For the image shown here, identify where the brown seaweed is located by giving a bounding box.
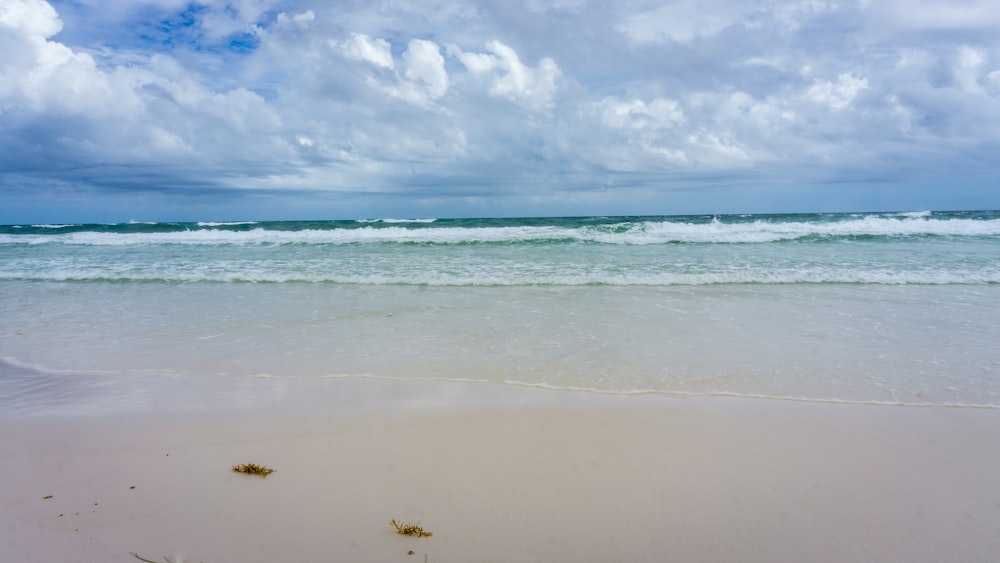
[232,463,274,477]
[391,518,432,537]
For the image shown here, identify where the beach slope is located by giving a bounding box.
[3,383,1000,562]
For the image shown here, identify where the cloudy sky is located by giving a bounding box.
[2,0,999,222]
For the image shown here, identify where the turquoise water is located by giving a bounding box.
[2,211,999,410]
[3,211,999,285]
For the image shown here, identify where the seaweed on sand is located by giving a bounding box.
[391,518,433,537]
[232,463,274,477]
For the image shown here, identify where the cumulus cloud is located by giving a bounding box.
[2,0,1000,221]
[0,0,289,178]
[0,0,127,120]
[0,0,61,35]
[805,73,869,111]
[331,35,451,106]
[339,32,394,69]
[587,99,687,167]
[449,40,561,110]
[402,39,449,100]
[276,10,315,29]
[596,97,685,130]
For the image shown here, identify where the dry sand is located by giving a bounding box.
[2,380,1000,562]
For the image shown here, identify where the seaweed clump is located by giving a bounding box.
[391,519,432,537]
[232,463,274,477]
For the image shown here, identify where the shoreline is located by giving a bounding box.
[3,379,1000,562]
[4,359,999,417]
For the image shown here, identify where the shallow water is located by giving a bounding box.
[2,211,999,410]
[2,281,998,409]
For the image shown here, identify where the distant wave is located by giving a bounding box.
[356,218,437,223]
[2,213,999,246]
[196,221,259,227]
[896,210,932,218]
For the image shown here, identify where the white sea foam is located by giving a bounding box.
[2,213,998,287]
[196,221,259,227]
[1,214,997,247]
[3,263,997,285]
[598,215,1000,244]
[356,218,437,223]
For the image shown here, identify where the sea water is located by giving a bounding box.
[2,211,999,412]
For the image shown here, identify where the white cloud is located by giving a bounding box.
[805,73,869,110]
[865,0,1000,30]
[525,0,586,12]
[195,0,277,41]
[586,96,689,166]
[449,40,561,110]
[0,0,61,36]
[596,96,685,130]
[617,0,846,43]
[332,35,450,106]
[340,32,394,69]
[617,0,745,43]
[953,46,986,93]
[772,1,839,30]
[686,131,754,165]
[402,39,449,100]
[0,0,289,170]
[4,0,1000,219]
[450,48,494,73]
[276,10,315,29]
[0,0,115,115]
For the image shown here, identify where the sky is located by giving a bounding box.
[1,0,999,222]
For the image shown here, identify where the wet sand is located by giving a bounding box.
[3,380,1000,562]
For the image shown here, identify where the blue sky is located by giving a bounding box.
[1,0,999,222]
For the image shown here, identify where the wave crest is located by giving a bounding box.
[3,213,999,246]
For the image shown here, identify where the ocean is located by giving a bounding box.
[2,210,999,412]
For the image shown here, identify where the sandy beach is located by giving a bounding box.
[3,379,1000,562]
[5,0,1000,559]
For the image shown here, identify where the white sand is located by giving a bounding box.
[3,381,1000,562]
